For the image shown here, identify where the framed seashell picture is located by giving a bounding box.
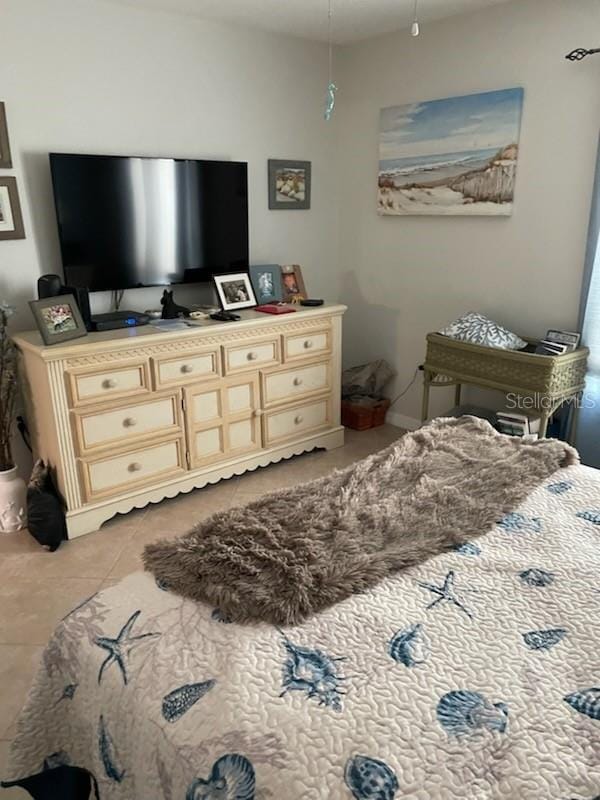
[268,159,311,210]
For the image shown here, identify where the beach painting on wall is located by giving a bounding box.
[378,88,524,216]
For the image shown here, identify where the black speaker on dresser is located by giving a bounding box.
[37,274,62,299]
[37,274,93,332]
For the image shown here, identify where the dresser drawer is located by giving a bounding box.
[72,393,182,456]
[263,395,332,447]
[152,349,220,388]
[66,361,150,407]
[283,328,331,362]
[262,360,331,407]
[81,438,185,501]
[223,338,280,374]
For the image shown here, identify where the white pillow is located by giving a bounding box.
[439,312,527,350]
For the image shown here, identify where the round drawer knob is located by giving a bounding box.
[293,377,303,386]
[247,351,258,361]
[180,364,194,374]
[303,340,313,349]
[294,415,304,425]
[128,462,142,473]
[123,417,137,428]
[253,408,264,418]
[102,378,117,389]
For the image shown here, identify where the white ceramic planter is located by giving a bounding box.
[0,466,27,532]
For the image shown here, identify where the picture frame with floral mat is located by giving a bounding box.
[29,295,88,346]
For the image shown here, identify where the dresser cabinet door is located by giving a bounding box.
[184,375,261,468]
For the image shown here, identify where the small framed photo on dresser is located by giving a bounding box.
[213,272,257,311]
[249,264,283,305]
[0,177,25,241]
[29,295,88,345]
[281,264,307,303]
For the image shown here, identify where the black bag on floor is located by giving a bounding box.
[26,459,67,552]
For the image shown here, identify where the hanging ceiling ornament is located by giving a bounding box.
[411,0,420,37]
[324,0,338,121]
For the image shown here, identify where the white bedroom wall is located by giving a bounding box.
[0,0,340,329]
[336,0,600,427]
[3,0,600,439]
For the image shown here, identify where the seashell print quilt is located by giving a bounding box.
[6,462,600,799]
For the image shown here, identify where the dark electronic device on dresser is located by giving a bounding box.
[210,310,240,322]
[92,310,150,331]
[300,299,324,307]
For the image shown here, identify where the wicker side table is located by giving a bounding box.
[422,333,589,440]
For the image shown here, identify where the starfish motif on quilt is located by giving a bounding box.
[418,570,474,619]
[95,610,160,686]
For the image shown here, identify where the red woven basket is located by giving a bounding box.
[341,398,391,431]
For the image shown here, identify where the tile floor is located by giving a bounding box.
[0,424,403,783]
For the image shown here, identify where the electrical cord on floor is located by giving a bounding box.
[389,366,423,408]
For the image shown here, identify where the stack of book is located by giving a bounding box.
[535,339,570,356]
[535,329,581,356]
[496,411,541,439]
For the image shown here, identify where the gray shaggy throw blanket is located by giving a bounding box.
[144,416,577,625]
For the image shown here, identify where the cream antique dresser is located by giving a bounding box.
[14,304,346,538]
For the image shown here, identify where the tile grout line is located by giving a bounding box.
[101,512,152,580]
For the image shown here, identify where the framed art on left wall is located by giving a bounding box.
[0,177,25,241]
[0,103,12,169]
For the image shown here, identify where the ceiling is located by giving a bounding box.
[105,0,514,44]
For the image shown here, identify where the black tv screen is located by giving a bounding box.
[49,153,249,291]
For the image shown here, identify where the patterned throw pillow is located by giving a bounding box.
[439,312,527,350]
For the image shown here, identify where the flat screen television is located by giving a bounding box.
[49,153,249,291]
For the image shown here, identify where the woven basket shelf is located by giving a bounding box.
[424,333,589,400]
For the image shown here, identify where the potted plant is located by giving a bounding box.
[0,302,26,532]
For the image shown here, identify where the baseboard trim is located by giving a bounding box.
[386,411,421,431]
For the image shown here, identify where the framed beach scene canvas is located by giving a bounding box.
[378,87,524,216]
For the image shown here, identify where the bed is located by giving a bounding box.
[5,460,600,799]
